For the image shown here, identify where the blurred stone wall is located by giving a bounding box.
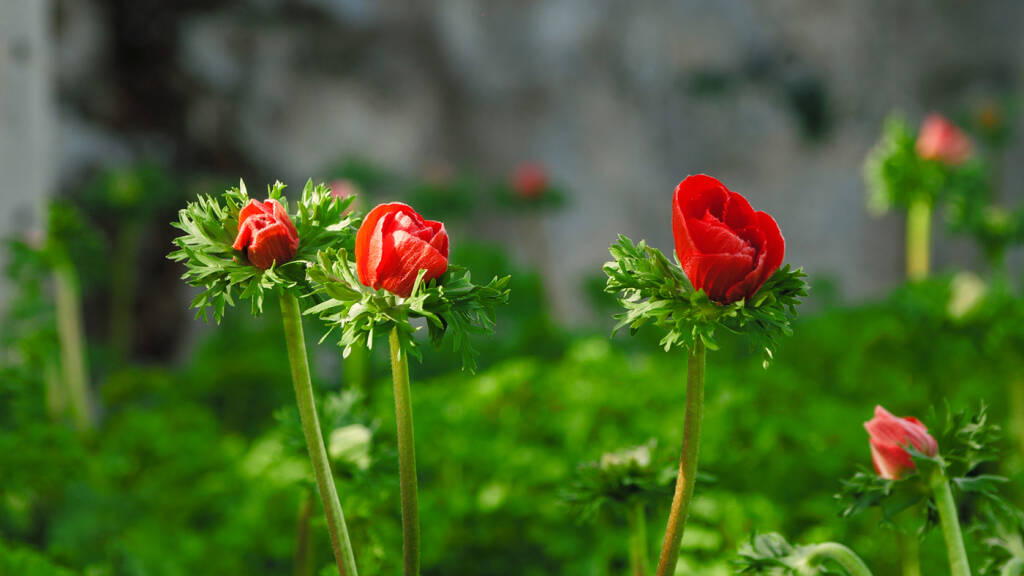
[49,0,1024,320]
[0,0,53,310]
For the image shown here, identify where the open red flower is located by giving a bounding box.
[232,199,299,269]
[864,405,938,480]
[355,202,449,298]
[672,175,784,304]
[916,114,971,165]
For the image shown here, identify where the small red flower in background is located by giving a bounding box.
[355,202,449,298]
[329,179,358,200]
[864,405,938,480]
[916,114,972,165]
[233,199,299,269]
[672,174,784,304]
[512,163,549,199]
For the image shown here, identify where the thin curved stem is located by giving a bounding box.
[803,542,874,576]
[655,340,705,576]
[280,291,358,576]
[906,197,931,281]
[931,469,971,576]
[389,326,420,576]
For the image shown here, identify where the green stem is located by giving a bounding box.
[655,340,706,576]
[44,357,67,421]
[897,532,921,576]
[389,326,420,576]
[931,470,971,576]
[53,261,94,433]
[1001,557,1024,576]
[803,542,874,576]
[628,500,649,576]
[295,489,315,576]
[906,197,931,281]
[280,292,358,576]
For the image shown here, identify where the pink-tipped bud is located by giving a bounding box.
[864,405,938,480]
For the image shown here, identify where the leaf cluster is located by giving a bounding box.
[306,248,511,372]
[734,533,845,575]
[560,441,673,523]
[945,178,1024,266]
[603,235,807,365]
[168,180,356,322]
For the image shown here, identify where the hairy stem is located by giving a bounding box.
[389,326,420,576]
[655,340,706,576]
[280,291,358,576]
[931,470,971,576]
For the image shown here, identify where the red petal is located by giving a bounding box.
[870,439,915,480]
[233,220,254,251]
[756,211,785,277]
[688,212,754,256]
[673,174,784,303]
[246,222,299,269]
[683,252,755,302]
[355,202,449,297]
[721,188,758,230]
[238,200,270,224]
[356,203,408,287]
[267,199,298,242]
[723,211,784,302]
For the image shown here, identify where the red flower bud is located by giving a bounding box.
[916,114,971,165]
[232,199,299,269]
[355,202,449,298]
[671,174,785,304]
[512,163,548,199]
[864,405,938,480]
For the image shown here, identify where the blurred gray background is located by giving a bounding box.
[3,0,1023,319]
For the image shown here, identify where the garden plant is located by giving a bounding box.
[2,108,1024,576]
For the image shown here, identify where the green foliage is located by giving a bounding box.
[0,539,77,576]
[562,441,674,523]
[169,179,357,321]
[863,114,987,215]
[735,533,850,575]
[604,235,808,365]
[946,180,1024,267]
[8,160,1024,576]
[492,182,567,212]
[837,404,1013,538]
[306,248,510,372]
[81,163,178,218]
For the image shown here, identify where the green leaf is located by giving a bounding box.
[306,248,510,372]
[168,179,357,322]
[603,234,808,364]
